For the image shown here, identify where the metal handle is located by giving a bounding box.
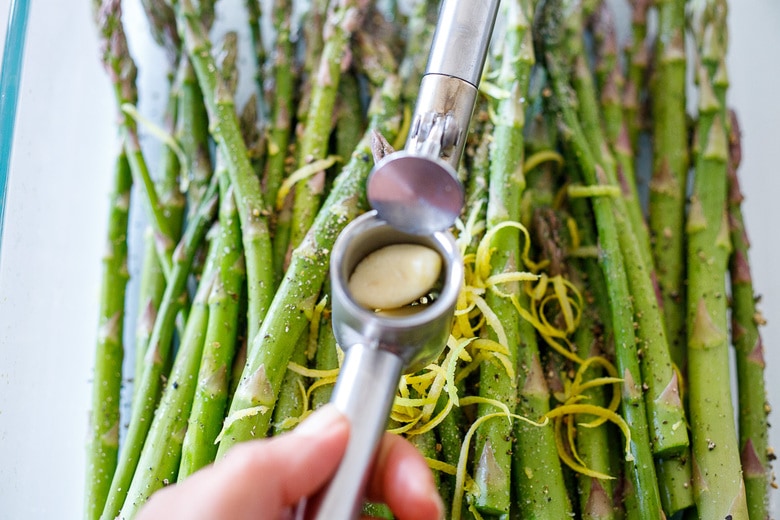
[425,0,501,86]
[298,344,405,520]
[405,0,500,169]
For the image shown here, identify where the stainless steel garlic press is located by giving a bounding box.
[298,2,500,518]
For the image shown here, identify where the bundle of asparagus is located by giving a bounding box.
[85,0,772,518]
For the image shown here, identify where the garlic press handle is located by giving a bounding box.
[298,345,404,520]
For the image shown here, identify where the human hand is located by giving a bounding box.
[136,404,444,520]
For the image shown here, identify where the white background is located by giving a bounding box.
[0,0,778,518]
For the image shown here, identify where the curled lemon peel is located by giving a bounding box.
[452,410,549,520]
[479,80,511,101]
[391,104,413,151]
[120,103,190,188]
[306,296,329,361]
[566,217,581,250]
[523,149,564,175]
[286,362,339,379]
[216,405,270,444]
[276,155,341,210]
[567,184,621,199]
[305,377,338,402]
[552,415,614,480]
[546,403,634,464]
[276,379,310,430]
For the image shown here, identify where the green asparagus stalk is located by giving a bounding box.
[335,72,366,162]
[538,1,663,514]
[216,76,402,455]
[133,230,167,402]
[96,0,177,278]
[298,0,329,118]
[473,4,525,514]
[685,2,748,517]
[623,0,651,151]
[263,0,294,224]
[473,2,572,516]
[177,60,212,218]
[140,0,179,62]
[399,0,438,105]
[649,0,689,370]
[528,89,617,517]
[565,2,688,459]
[85,149,132,520]
[133,77,187,401]
[354,24,399,89]
[119,247,217,517]
[100,178,219,520]
[244,0,265,99]
[179,170,246,478]
[569,240,619,520]
[175,0,274,342]
[727,111,771,520]
[288,0,370,252]
[590,3,652,273]
[175,0,213,217]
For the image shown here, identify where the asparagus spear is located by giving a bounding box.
[298,0,329,118]
[100,178,219,520]
[538,0,662,514]
[271,332,311,435]
[177,58,213,218]
[270,3,383,434]
[685,2,748,517]
[178,169,245,478]
[133,92,187,394]
[623,0,651,151]
[565,1,688,459]
[649,0,689,372]
[175,0,275,342]
[589,3,651,274]
[119,246,217,517]
[216,76,402,455]
[263,0,294,229]
[311,283,339,409]
[568,214,620,520]
[85,149,132,520]
[527,83,618,517]
[133,0,188,401]
[477,3,573,515]
[244,0,265,99]
[727,111,771,520]
[288,0,370,252]
[140,0,180,63]
[96,0,177,279]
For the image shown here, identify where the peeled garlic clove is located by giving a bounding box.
[348,243,442,310]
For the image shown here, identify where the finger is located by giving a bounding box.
[137,405,349,520]
[367,433,444,520]
[216,405,350,510]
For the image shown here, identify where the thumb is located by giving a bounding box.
[218,404,350,508]
[137,406,349,520]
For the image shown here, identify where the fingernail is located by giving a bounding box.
[294,404,345,436]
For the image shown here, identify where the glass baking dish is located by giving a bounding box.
[0,0,778,517]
